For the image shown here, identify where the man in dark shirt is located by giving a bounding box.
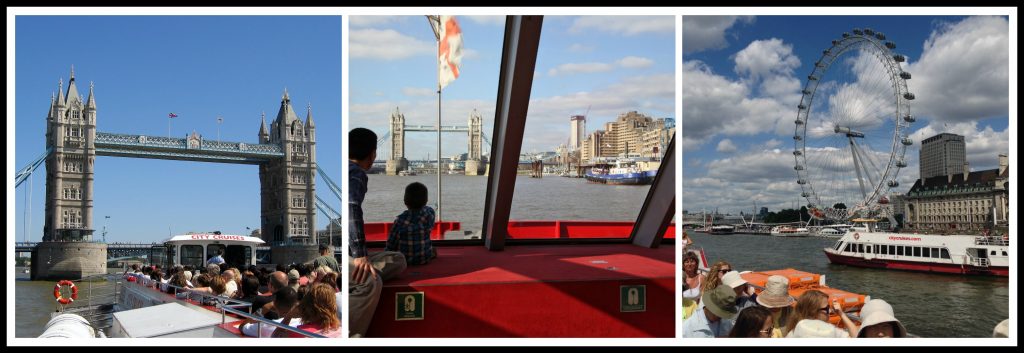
[348,127,406,338]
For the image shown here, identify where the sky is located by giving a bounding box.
[349,15,676,160]
[13,16,342,243]
[682,16,1010,215]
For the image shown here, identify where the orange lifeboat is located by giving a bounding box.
[741,269,866,328]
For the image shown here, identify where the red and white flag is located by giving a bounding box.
[438,15,463,90]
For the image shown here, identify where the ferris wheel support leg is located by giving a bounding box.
[848,137,869,201]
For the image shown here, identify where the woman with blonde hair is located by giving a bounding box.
[784,290,857,337]
[275,283,341,337]
[700,261,733,294]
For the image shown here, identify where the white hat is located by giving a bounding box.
[857,299,907,338]
[787,319,849,338]
[992,319,1009,338]
[756,275,795,308]
[721,271,747,289]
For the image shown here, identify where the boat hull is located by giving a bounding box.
[584,172,650,185]
[824,250,1009,276]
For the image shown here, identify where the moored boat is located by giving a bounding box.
[771,226,811,237]
[823,219,1008,276]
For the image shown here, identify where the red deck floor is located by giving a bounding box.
[366,243,675,337]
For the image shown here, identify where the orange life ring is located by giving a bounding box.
[54,280,78,305]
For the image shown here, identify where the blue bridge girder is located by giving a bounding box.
[94,132,284,164]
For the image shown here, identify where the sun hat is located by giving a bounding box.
[756,275,795,308]
[787,319,849,338]
[992,319,1009,338]
[701,284,739,320]
[857,299,907,338]
[721,271,747,289]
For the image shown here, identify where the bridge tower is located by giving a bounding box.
[37,67,106,280]
[465,109,485,175]
[259,89,317,251]
[386,107,408,175]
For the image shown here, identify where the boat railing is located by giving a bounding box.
[57,273,123,332]
[975,237,1009,246]
[219,305,328,338]
[126,274,254,314]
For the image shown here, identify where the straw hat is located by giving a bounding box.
[857,299,907,338]
[787,319,849,338]
[701,284,738,320]
[756,275,795,308]
[721,271,747,289]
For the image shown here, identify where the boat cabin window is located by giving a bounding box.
[923,247,930,258]
[990,250,997,256]
[834,241,844,251]
[844,243,852,252]
[931,248,940,259]
[207,244,253,269]
[940,248,951,259]
[180,245,205,270]
[896,246,904,256]
[866,245,872,254]
[880,245,888,255]
[1002,251,1008,256]
[913,247,921,257]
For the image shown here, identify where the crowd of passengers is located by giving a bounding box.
[122,243,342,337]
[681,248,906,338]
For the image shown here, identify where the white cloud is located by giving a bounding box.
[905,16,1009,123]
[349,29,434,60]
[569,16,675,36]
[349,16,407,28]
[733,38,801,80]
[616,56,654,69]
[549,56,656,76]
[716,139,738,153]
[548,62,614,76]
[683,16,754,53]
[401,87,436,97]
[463,16,505,26]
[567,43,595,53]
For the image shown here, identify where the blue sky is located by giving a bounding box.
[13,16,342,243]
[682,16,1010,214]
[349,15,675,160]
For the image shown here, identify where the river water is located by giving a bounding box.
[688,231,1009,338]
[362,174,653,235]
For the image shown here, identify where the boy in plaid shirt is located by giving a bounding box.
[386,182,437,265]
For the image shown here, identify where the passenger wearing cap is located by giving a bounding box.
[755,275,794,338]
[288,269,301,291]
[721,271,757,311]
[682,284,739,338]
[786,319,850,338]
[856,299,906,338]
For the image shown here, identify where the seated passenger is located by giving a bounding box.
[274,283,341,337]
[385,182,437,266]
[241,287,302,338]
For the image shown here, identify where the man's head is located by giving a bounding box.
[273,287,299,313]
[349,128,378,169]
[269,271,288,292]
[319,243,332,256]
[404,182,429,210]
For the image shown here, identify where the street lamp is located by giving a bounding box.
[217,115,223,142]
[103,215,110,243]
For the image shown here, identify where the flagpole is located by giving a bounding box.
[433,15,443,226]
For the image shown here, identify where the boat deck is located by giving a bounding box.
[367,243,675,337]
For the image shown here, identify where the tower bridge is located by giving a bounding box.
[380,107,489,175]
[16,67,337,279]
